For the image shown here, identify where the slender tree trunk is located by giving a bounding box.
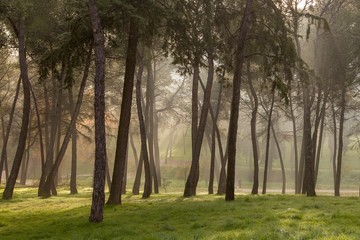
[331,101,337,188]
[270,123,286,194]
[225,0,253,201]
[3,18,31,200]
[88,0,107,223]
[68,87,78,194]
[106,157,112,191]
[247,62,259,194]
[262,91,275,195]
[289,94,300,194]
[314,91,328,186]
[335,85,346,196]
[136,57,152,199]
[20,112,32,185]
[191,63,199,158]
[129,132,139,168]
[146,57,159,193]
[0,111,9,182]
[302,85,316,197]
[29,82,45,174]
[152,56,161,187]
[154,113,161,186]
[107,18,138,205]
[132,150,143,195]
[131,59,146,196]
[0,77,20,184]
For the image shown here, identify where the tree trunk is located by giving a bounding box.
[0,77,20,184]
[136,56,152,199]
[68,86,78,194]
[106,157,112,191]
[146,57,159,193]
[270,123,286,194]
[29,82,45,174]
[247,62,259,194]
[129,132,139,168]
[132,150,143,195]
[262,91,275,195]
[107,18,138,205]
[289,94,300,194]
[335,85,346,196]
[3,17,31,200]
[88,0,107,223]
[152,56,161,187]
[20,112,32,185]
[302,85,316,197]
[184,55,214,197]
[314,90,329,186]
[225,0,253,201]
[331,101,337,188]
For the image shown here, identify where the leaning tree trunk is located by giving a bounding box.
[88,0,107,223]
[0,77,20,184]
[262,90,275,195]
[107,18,138,205]
[2,18,31,200]
[225,0,253,201]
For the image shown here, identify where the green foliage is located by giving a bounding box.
[1,187,360,239]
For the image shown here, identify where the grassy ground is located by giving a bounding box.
[0,187,360,240]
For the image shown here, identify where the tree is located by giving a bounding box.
[107,18,138,205]
[88,0,107,223]
[2,16,31,200]
[226,0,253,201]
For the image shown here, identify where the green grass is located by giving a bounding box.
[0,187,360,239]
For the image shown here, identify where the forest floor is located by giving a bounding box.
[0,187,359,240]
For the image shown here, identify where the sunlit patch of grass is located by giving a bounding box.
[0,187,360,239]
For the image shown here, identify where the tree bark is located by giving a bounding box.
[107,18,138,205]
[225,0,253,201]
[88,0,107,223]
